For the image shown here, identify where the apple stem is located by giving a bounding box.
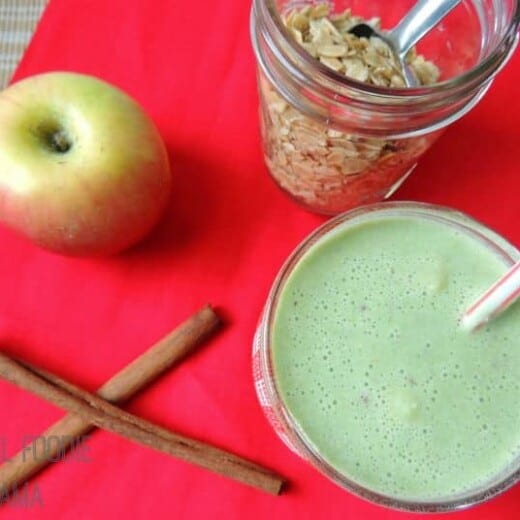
[51,131,72,153]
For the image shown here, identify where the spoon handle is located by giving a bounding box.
[389,0,461,57]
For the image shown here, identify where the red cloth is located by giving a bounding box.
[0,0,519,518]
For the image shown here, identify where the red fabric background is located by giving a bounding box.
[0,0,519,518]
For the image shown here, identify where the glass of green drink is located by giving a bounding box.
[253,202,520,512]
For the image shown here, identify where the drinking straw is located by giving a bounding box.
[461,261,520,331]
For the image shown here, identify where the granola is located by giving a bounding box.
[259,4,441,214]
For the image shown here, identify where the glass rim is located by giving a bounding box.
[255,0,520,99]
[257,201,520,513]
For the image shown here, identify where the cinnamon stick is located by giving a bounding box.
[0,353,285,495]
[0,305,220,493]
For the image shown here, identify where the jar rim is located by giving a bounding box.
[257,201,520,513]
[258,0,520,99]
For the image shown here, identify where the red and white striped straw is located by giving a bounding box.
[461,261,520,331]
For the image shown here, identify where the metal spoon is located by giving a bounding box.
[349,0,461,86]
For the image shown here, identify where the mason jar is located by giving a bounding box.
[253,201,520,512]
[250,0,520,214]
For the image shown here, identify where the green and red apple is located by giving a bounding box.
[0,72,172,256]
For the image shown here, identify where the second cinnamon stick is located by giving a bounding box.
[0,305,220,494]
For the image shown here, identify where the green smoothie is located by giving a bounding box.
[272,215,520,501]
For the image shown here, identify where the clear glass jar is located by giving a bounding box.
[250,1,520,214]
[252,201,520,512]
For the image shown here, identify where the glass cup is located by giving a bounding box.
[253,201,520,512]
[250,1,520,214]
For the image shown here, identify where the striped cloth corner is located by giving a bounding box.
[0,0,48,89]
